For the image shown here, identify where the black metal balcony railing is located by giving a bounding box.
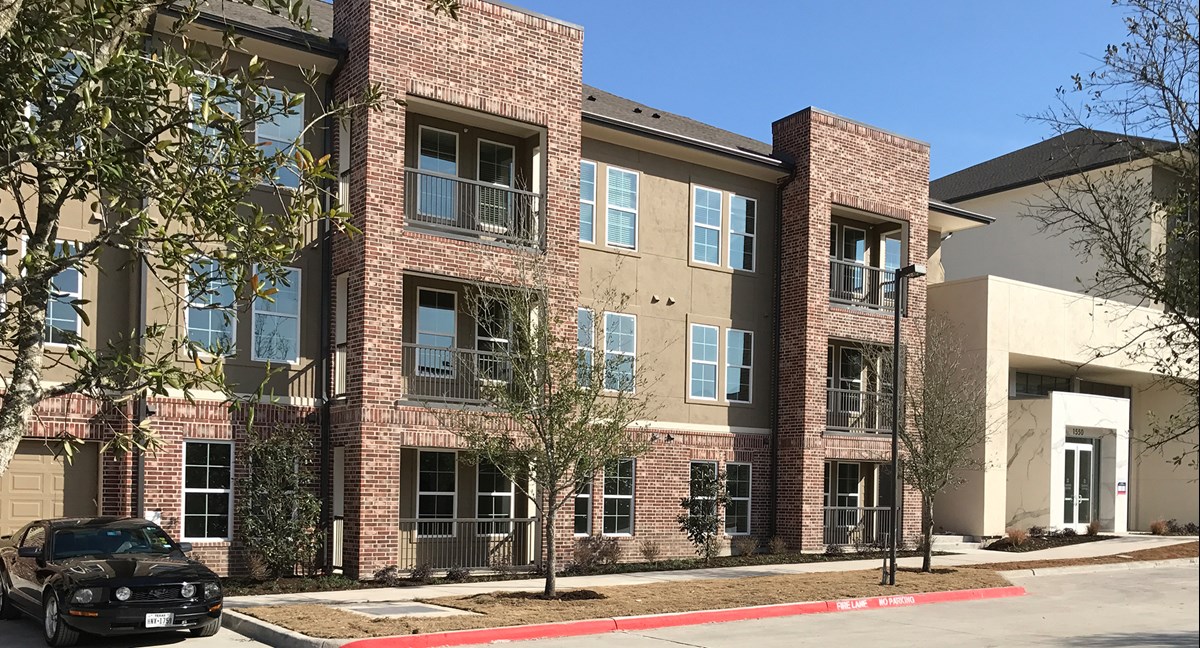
[829,258,897,312]
[824,506,892,547]
[827,388,893,434]
[401,343,511,403]
[405,168,542,247]
[397,518,536,570]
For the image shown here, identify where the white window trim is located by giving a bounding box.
[477,138,517,234]
[840,225,868,265]
[250,265,301,365]
[415,287,458,378]
[688,460,718,520]
[725,329,753,404]
[729,195,757,272]
[181,440,234,542]
[602,312,637,394]
[688,323,719,401]
[184,255,237,359]
[416,126,460,222]
[333,272,348,397]
[604,165,639,251]
[691,186,722,266]
[602,458,635,537]
[417,449,458,539]
[577,307,595,387]
[579,160,597,244]
[337,118,351,211]
[725,462,752,536]
[255,87,305,190]
[44,239,83,349]
[476,461,515,538]
[574,478,592,537]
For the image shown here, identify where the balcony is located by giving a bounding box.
[827,388,892,435]
[405,168,542,247]
[823,506,892,548]
[401,343,512,404]
[829,258,896,312]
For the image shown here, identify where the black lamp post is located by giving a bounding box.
[887,263,925,586]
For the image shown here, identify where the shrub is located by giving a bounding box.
[574,536,621,571]
[446,565,471,582]
[1086,520,1101,536]
[373,565,404,587]
[767,536,789,555]
[408,563,434,583]
[677,466,728,564]
[824,543,845,556]
[1166,519,1184,535]
[1149,519,1169,535]
[1184,522,1199,535]
[1006,528,1029,547]
[1028,526,1046,538]
[638,537,662,564]
[1061,527,1077,537]
[731,535,758,557]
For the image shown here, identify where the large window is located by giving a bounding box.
[577,308,594,387]
[1014,371,1072,397]
[605,166,638,249]
[603,312,636,391]
[692,187,722,265]
[835,462,860,508]
[574,477,592,536]
[476,461,513,536]
[725,463,751,535]
[579,160,596,243]
[688,461,718,518]
[187,257,236,355]
[182,441,233,541]
[45,241,81,346]
[689,324,719,400]
[725,329,753,403]
[417,451,456,537]
[729,196,756,271]
[602,459,635,535]
[190,74,241,169]
[417,126,458,219]
[416,288,456,377]
[251,266,301,363]
[334,273,348,396]
[476,299,511,382]
[256,88,304,188]
[477,140,515,229]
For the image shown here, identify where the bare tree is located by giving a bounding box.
[1029,0,1198,467]
[421,260,655,599]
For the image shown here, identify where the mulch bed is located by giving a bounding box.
[985,534,1114,553]
[972,540,1198,571]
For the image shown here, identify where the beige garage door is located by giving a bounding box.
[1,441,99,537]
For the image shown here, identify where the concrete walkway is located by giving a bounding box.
[224,535,1196,609]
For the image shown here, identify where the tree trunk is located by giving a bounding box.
[0,281,52,477]
[543,505,557,599]
[921,496,934,573]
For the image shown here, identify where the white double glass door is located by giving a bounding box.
[1063,441,1095,527]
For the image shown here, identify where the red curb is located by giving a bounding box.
[340,585,1026,648]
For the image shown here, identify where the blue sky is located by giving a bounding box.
[516,0,1131,179]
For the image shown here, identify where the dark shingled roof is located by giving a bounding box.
[187,0,337,53]
[581,84,778,162]
[930,128,1174,203]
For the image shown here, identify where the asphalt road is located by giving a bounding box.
[3,614,266,648]
[467,565,1200,648]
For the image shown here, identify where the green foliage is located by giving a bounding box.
[676,464,728,563]
[235,424,323,578]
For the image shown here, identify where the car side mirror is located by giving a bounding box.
[177,542,193,553]
[17,546,42,558]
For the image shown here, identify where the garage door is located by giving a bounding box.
[1,441,99,536]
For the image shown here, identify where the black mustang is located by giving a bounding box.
[0,517,223,646]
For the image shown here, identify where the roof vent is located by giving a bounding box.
[632,107,642,113]
[586,95,596,101]
[651,113,661,119]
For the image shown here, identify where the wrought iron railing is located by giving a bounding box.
[404,168,542,247]
[401,343,511,403]
[397,518,536,570]
[827,388,892,434]
[824,506,892,548]
[829,258,897,312]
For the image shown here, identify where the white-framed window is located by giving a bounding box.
[476,298,511,382]
[725,463,751,535]
[417,126,458,220]
[689,323,719,400]
[725,329,753,403]
[577,307,594,387]
[688,461,718,518]
[417,450,456,537]
[477,139,515,230]
[729,195,756,271]
[186,257,237,356]
[337,118,352,211]
[415,288,456,377]
[605,166,638,249]
[603,312,636,392]
[476,460,513,536]
[579,160,596,243]
[574,477,592,536]
[333,272,348,396]
[182,441,233,541]
[836,462,860,508]
[45,241,82,346]
[251,266,301,364]
[839,347,864,412]
[692,186,722,265]
[189,73,241,170]
[256,87,304,188]
[602,458,635,535]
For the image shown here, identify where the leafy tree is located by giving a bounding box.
[0,0,382,476]
[236,424,322,578]
[1030,0,1198,466]
[423,262,654,599]
[676,462,727,564]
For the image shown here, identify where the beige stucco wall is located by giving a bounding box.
[1006,398,1053,530]
[1129,384,1200,529]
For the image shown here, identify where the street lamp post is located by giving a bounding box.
[887,263,925,586]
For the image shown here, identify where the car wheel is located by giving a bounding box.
[190,617,221,637]
[42,593,79,647]
[0,574,20,620]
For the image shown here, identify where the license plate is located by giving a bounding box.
[145,613,173,628]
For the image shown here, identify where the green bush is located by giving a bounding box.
[677,465,728,564]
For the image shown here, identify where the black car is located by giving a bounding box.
[0,517,223,646]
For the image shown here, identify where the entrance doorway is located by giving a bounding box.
[1063,441,1098,530]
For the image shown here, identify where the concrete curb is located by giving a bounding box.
[327,585,1026,648]
[223,609,351,648]
[1001,556,1199,577]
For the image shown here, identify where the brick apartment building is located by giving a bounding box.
[0,0,993,577]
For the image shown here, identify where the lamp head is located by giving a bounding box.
[899,264,927,278]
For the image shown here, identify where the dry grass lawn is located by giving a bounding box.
[972,540,1198,571]
[240,568,1009,639]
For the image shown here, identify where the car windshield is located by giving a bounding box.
[52,526,177,559]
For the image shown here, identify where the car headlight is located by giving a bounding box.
[115,586,132,602]
[180,582,196,598]
[70,588,101,604]
[203,581,221,600]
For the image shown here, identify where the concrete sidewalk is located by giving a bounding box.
[224,535,1196,609]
